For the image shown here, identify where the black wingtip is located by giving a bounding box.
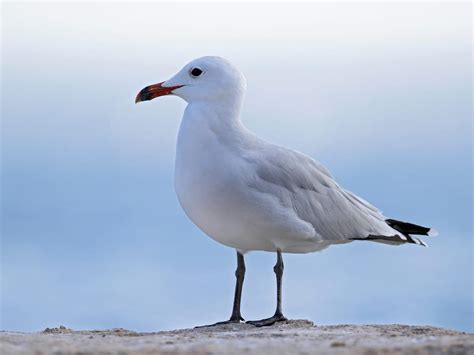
[386,218,432,236]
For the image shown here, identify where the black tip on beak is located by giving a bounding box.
[135,82,184,104]
[135,87,153,104]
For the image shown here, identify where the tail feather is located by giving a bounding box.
[352,234,427,247]
[385,218,436,247]
[385,218,436,236]
[351,219,436,247]
[405,235,428,247]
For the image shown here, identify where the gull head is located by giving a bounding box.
[135,56,246,104]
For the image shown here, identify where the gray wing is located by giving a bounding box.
[246,145,406,243]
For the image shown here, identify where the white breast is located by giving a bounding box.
[174,105,253,249]
[173,104,320,253]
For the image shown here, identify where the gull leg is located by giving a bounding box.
[195,251,246,328]
[247,249,288,327]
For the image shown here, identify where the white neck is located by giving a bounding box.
[182,89,247,138]
[175,93,259,177]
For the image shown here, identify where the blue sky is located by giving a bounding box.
[1,2,472,332]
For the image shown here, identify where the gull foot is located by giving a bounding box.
[195,316,244,328]
[247,314,287,327]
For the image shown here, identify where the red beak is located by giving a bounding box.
[135,82,184,103]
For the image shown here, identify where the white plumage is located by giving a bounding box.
[161,56,434,253]
[136,56,435,326]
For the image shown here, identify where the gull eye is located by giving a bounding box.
[190,67,203,77]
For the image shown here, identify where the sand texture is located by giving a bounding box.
[1,320,473,354]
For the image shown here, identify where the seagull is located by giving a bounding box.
[135,56,437,327]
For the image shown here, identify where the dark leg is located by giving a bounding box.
[247,250,288,327]
[229,251,246,322]
[195,251,246,328]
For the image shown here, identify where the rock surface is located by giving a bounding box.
[1,320,473,354]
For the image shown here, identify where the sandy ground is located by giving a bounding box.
[1,320,473,355]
